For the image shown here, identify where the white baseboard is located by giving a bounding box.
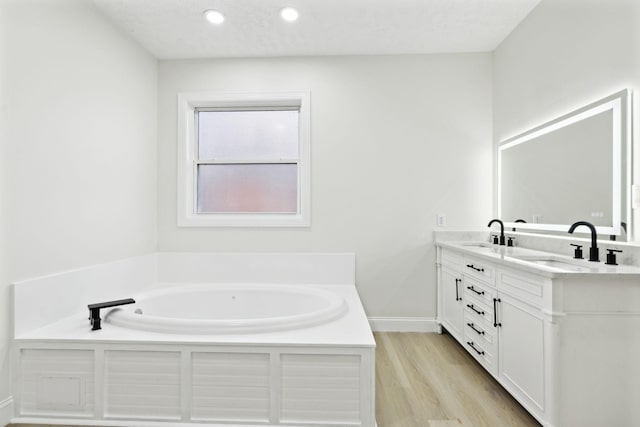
[368,317,439,333]
[0,396,13,426]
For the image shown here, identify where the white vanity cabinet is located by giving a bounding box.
[495,267,546,418]
[436,247,548,422]
[438,249,465,341]
[436,242,640,427]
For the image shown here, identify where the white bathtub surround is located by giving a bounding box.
[22,283,370,347]
[12,253,375,427]
[13,254,157,338]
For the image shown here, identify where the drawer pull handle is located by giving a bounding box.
[466,264,485,272]
[467,304,485,316]
[466,285,485,296]
[467,322,485,335]
[467,341,485,356]
[455,278,462,301]
[493,298,502,327]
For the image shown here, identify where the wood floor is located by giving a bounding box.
[375,332,541,427]
[8,332,541,427]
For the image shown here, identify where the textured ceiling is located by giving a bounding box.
[91,0,541,59]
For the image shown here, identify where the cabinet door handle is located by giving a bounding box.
[466,304,485,316]
[466,341,485,356]
[467,322,485,335]
[493,298,502,327]
[455,278,462,301]
[466,285,485,296]
[466,264,485,272]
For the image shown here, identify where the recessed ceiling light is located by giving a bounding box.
[203,9,225,25]
[280,7,299,22]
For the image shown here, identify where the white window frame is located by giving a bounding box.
[177,91,311,227]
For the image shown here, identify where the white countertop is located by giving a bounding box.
[436,240,640,278]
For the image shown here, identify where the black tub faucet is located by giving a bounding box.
[88,298,135,331]
[568,221,599,262]
[488,219,505,246]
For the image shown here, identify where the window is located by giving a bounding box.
[177,92,310,227]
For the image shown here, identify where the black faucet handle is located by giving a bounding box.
[507,236,515,247]
[605,248,623,266]
[570,244,583,259]
[492,234,499,244]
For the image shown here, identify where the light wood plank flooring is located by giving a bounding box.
[8,332,541,427]
[375,332,541,427]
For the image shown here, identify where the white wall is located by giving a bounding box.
[0,0,7,415]
[1,0,157,407]
[158,55,493,319]
[493,0,640,236]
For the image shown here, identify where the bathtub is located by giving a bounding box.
[105,283,348,334]
[11,253,376,427]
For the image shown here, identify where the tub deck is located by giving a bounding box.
[16,284,374,347]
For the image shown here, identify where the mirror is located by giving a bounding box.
[498,89,631,239]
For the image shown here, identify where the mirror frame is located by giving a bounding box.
[498,89,632,236]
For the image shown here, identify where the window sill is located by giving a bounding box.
[177,212,311,228]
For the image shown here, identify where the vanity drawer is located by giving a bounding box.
[440,248,463,269]
[464,296,494,328]
[463,256,496,285]
[464,276,495,325]
[465,318,496,348]
[463,276,496,307]
[497,267,546,308]
[463,332,497,376]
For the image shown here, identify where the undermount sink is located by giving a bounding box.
[460,242,514,252]
[461,242,492,248]
[506,255,592,272]
[451,242,604,272]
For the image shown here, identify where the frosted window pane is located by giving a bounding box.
[198,110,299,160]
[197,164,298,213]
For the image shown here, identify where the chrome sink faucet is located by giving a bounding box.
[568,221,599,262]
[488,219,505,246]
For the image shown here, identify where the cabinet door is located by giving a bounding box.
[440,266,464,342]
[497,293,545,416]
